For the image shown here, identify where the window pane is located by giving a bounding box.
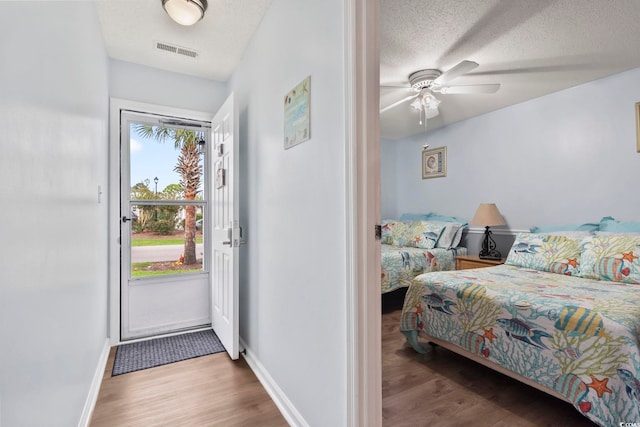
[130,204,206,278]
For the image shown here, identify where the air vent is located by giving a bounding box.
[155,41,199,59]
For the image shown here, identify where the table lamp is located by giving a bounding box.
[470,203,506,260]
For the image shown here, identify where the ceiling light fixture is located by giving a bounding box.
[162,0,208,26]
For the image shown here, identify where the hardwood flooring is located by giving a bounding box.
[91,293,596,426]
[381,289,596,427]
[90,347,288,426]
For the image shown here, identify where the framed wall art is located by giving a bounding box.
[636,102,640,153]
[284,76,311,150]
[422,146,447,179]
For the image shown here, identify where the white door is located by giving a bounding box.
[120,111,211,340]
[211,94,240,359]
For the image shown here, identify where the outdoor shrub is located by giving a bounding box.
[150,219,175,235]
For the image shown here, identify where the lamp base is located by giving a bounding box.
[479,226,502,260]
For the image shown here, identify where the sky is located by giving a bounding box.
[129,127,205,196]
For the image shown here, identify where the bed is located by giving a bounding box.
[381,245,465,293]
[399,230,640,426]
[381,213,467,294]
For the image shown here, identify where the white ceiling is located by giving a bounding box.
[96,1,640,140]
[380,0,640,140]
[96,0,272,81]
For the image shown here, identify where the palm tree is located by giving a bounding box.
[134,125,203,265]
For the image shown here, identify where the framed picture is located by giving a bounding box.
[636,102,640,153]
[422,146,447,179]
[284,76,311,149]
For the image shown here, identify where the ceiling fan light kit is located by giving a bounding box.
[162,0,208,26]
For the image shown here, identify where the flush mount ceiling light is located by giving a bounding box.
[162,0,208,26]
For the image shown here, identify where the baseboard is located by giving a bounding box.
[78,338,110,427]
[239,338,309,427]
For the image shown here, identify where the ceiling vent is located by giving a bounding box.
[155,41,199,59]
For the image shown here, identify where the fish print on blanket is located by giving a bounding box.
[422,293,456,315]
[399,264,640,427]
[512,242,540,254]
[496,317,551,349]
[553,374,592,413]
[618,369,640,402]
[554,306,610,338]
[460,331,490,357]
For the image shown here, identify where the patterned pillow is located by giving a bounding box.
[505,233,582,275]
[381,220,397,245]
[405,221,446,249]
[577,233,640,284]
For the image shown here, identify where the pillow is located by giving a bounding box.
[381,220,395,245]
[599,216,640,233]
[405,221,446,249]
[530,223,599,233]
[577,233,640,284]
[381,220,406,246]
[426,221,465,249]
[505,233,582,275]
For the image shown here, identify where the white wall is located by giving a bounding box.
[109,59,229,113]
[230,0,347,425]
[384,67,640,231]
[0,3,109,426]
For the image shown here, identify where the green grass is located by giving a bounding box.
[132,269,202,277]
[131,262,202,278]
[132,237,203,247]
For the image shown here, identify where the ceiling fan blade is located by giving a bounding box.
[380,93,419,113]
[433,60,479,85]
[440,84,500,94]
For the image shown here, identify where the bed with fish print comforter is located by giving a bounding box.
[400,264,640,426]
[381,245,466,293]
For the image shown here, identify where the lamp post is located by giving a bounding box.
[154,177,158,195]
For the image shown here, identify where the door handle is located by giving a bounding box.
[122,216,132,223]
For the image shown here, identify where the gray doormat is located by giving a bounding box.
[112,329,225,376]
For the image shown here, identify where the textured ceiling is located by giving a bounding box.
[96,0,272,81]
[380,0,640,139]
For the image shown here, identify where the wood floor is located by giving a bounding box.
[90,347,288,426]
[91,294,596,426]
[381,289,596,427]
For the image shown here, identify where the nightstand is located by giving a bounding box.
[455,255,505,270]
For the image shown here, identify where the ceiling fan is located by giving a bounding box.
[380,60,500,121]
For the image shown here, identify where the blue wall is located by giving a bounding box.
[383,67,640,233]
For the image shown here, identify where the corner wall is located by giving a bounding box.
[0,3,110,426]
[230,0,348,425]
[109,59,228,113]
[384,67,640,240]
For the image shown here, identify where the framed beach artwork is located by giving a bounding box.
[284,76,311,150]
[636,102,640,153]
[422,146,447,179]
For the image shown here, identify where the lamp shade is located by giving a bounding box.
[470,203,506,227]
[162,0,208,26]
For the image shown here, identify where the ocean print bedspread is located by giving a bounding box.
[400,264,640,426]
[381,245,466,294]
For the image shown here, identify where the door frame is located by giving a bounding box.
[345,0,381,425]
[108,98,214,345]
